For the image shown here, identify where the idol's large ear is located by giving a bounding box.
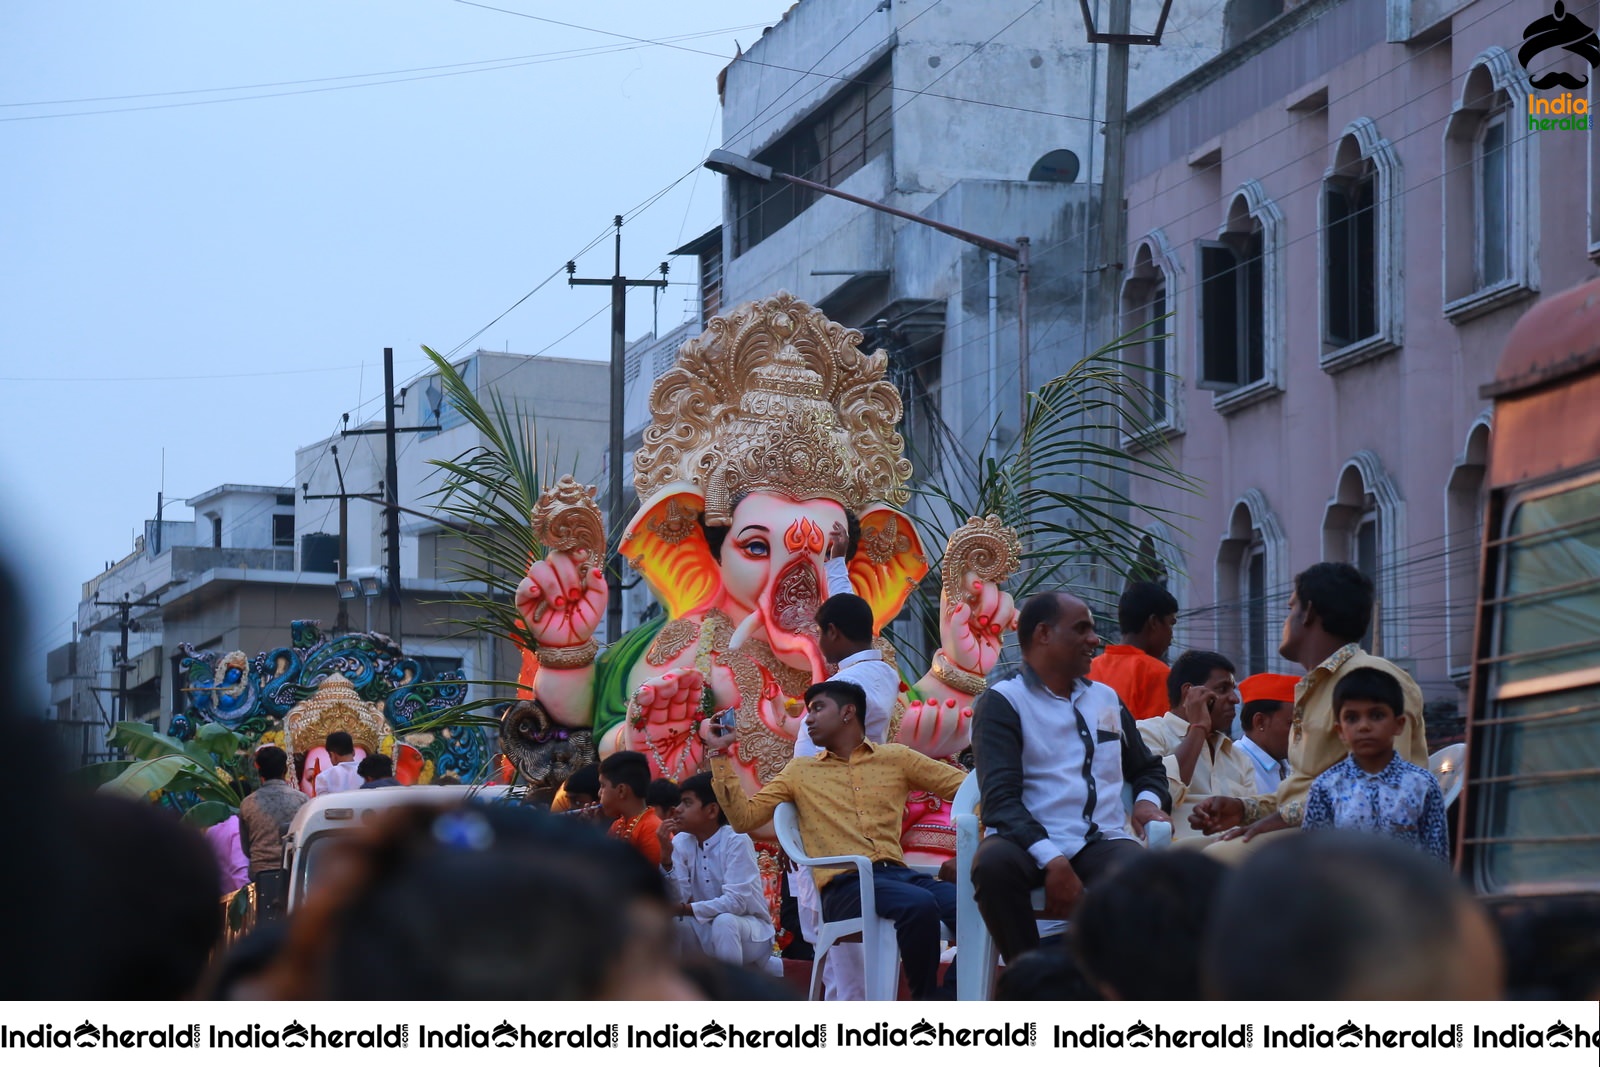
[848,505,930,632]
[620,487,721,619]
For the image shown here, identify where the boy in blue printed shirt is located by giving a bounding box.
[1302,667,1449,861]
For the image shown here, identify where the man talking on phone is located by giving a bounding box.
[1135,650,1255,841]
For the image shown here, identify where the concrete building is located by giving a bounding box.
[56,484,299,759]
[52,350,610,754]
[1117,0,1598,710]
[295,349,608,591]
[710,0,1228,478]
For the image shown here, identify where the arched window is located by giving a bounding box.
[1444,49,1539,320]
[1215,490,1288,674]
[1197,181,1284,413]
[1445,415,1492,682]
[1320,120,1403,371]
[1121,231,1182,440]
[1322,451,1406,657]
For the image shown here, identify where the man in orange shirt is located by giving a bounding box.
[599,751,663,866]
[1087,581,1178,720]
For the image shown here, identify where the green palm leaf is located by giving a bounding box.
[896,319,1196,662]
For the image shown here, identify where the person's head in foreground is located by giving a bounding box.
[1498,897,1600,1000]
[563,764,602,808]
[598,750,651,821]
[1238,673,1297,760]
[995,945,1103,1000]
[1280,561,1373,664]
[801,679,868,751]
[1118,580,1179,660]
[1073,850,1226,999]
[260,802,700,999]
[357,753,395,784]
[814,592,875,665]
[1203,831,1503,999]
[673,772,728,838]
[1331,666,1406,772]
[645,777,682,822]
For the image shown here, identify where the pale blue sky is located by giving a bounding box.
[2,1,796,702]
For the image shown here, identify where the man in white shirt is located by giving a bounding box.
[658,772,773,968]
[789,591,902,999]
[793,594,900,758]
[310,731,362,796]
[1235,673,1297,796]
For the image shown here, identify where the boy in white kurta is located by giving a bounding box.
[659,772,774,967]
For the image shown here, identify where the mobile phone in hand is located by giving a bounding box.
[710,709,737,736]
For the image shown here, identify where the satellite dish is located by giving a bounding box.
[1029,149,1080,183]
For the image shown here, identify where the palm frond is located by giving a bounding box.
[892,320,1198,664]
[419,347,552,662]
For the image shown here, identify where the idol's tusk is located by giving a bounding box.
[728,612,763,651]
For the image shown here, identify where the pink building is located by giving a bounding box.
[1119,0,1599,709]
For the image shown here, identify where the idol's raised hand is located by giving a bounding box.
[515,550,607,651]
[940,576,1018,676]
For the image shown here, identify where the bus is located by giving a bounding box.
[1460,276,1600,913]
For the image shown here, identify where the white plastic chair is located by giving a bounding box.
[953,775,1172,1001]
[1429,742,1467,807]
[773,801,902,1001]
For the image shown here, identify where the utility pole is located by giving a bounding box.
[1098,0,1132,345]
[567,215,670,643]
[302,444,355,634]
[91,592,161,727]
[341,347,442,641]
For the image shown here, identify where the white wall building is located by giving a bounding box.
[53,351,610,754]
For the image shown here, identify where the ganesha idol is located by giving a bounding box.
[505,293,1020,867]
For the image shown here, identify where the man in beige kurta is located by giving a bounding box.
[1137,650,1259,842]
[1192,564,1427,861]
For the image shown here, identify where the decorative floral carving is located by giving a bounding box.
[283,673,388,760]
[861,513,912,566]
[645,618,700,667]
[941,515,1023,606]
[646,497,698,545]
[531,475,605,560]
[633,293,913,526]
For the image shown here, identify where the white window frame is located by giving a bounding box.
[1443,48,1539,321]
[1475,110,1511,292]
[1121,230,1185,447]
[1319,119,1404,373]
[1198,181,1285,415]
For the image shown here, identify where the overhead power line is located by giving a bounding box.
[0,22,770,122]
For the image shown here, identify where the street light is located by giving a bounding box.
[703,149,1032,435]
[333,570,387,634]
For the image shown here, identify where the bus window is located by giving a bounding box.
[1473,472,1600,893]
